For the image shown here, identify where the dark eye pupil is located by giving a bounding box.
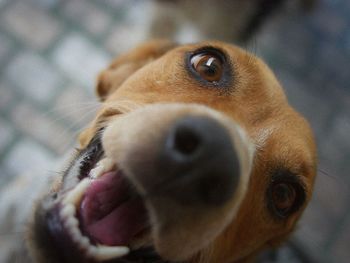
[272,183,296,212]
[275,184,290,200]
[199,63,217,76]
[191,53,223,82]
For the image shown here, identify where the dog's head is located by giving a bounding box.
[28,40,317,263]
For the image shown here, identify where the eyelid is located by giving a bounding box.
[267,170,307,219]
[191,46,227,62]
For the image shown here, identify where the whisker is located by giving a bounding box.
[41,106,100,150]
[102,100,145,114]
[40,101,101,121]
[317,168,337,179]
[45,103,99,126]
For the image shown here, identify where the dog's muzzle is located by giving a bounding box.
[31,103,253,263]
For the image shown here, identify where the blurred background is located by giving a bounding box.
[0,0,349,262]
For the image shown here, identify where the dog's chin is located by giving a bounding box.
[31,136,167,263]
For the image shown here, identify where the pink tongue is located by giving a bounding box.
[79,171,148,246]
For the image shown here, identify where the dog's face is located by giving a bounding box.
[28,40,317,263]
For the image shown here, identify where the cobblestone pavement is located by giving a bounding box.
[0,0,349,262]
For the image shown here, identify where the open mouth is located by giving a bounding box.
[46,136,163,262]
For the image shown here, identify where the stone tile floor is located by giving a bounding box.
[0,0,349,262]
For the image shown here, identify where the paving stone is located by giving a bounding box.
[331,214,350,263]
[259,16,317,72]
[258,245,304,263]
[309,1,347,39]
[313,170,349,218]
[51,33,110,88]
[105,23,146,55]
[105,1,152,54]
[0,0,9,8]
[320,113,350,182]
[275,69,333,140]
[3,138,55,176]
[0,81,16,111]
[62,0,112,37]
[316,41,350,89]
[339,89,350,113]
[344,31,350,60]
[53,84,97,129]
[1,1,63,50]
[294,199,335,256]
[303,64,334,96]
[11,102,74,154]
[27,0,61,10]
[278,33,316,71]
[0,117,14,154]
[125,1,153,25]
[293,111,350,258]
[103,0,127,9]
[0,167,11,190]
[5,51,62,104]
[0,33,11,64]
[256,25,283,59]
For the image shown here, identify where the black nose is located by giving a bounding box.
[158,116,241,206]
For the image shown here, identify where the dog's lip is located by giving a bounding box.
[52,151,154,262]
[58,169,131,261]
[48,202,159,263]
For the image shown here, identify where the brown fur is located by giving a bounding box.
[26,40,316,263]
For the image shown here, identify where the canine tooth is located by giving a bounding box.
[93,245,130,260]
[63,178,90,205]
[90,158,115,179]
[60,204,76,218]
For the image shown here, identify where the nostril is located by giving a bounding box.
[173,126,201,156]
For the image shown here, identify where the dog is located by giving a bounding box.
[1,40,316,263]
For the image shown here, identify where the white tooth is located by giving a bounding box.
[79,237,90,249]
[89,158,116,179]
[87,246,97,257]
[60,204,76,218]
[70,228,82,243]
[63,178,90,205]
[64,216,79,229]
[92,245,130,260]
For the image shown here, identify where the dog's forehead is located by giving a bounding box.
[109,41,285,109]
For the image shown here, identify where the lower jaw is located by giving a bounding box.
[42,201,156,263]
[44,158,153,262]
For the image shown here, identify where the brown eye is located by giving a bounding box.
[190,53,224,82]
[271,183,296,217]
[267,171,306,219]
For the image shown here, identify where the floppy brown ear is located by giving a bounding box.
[96,39,177,101]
